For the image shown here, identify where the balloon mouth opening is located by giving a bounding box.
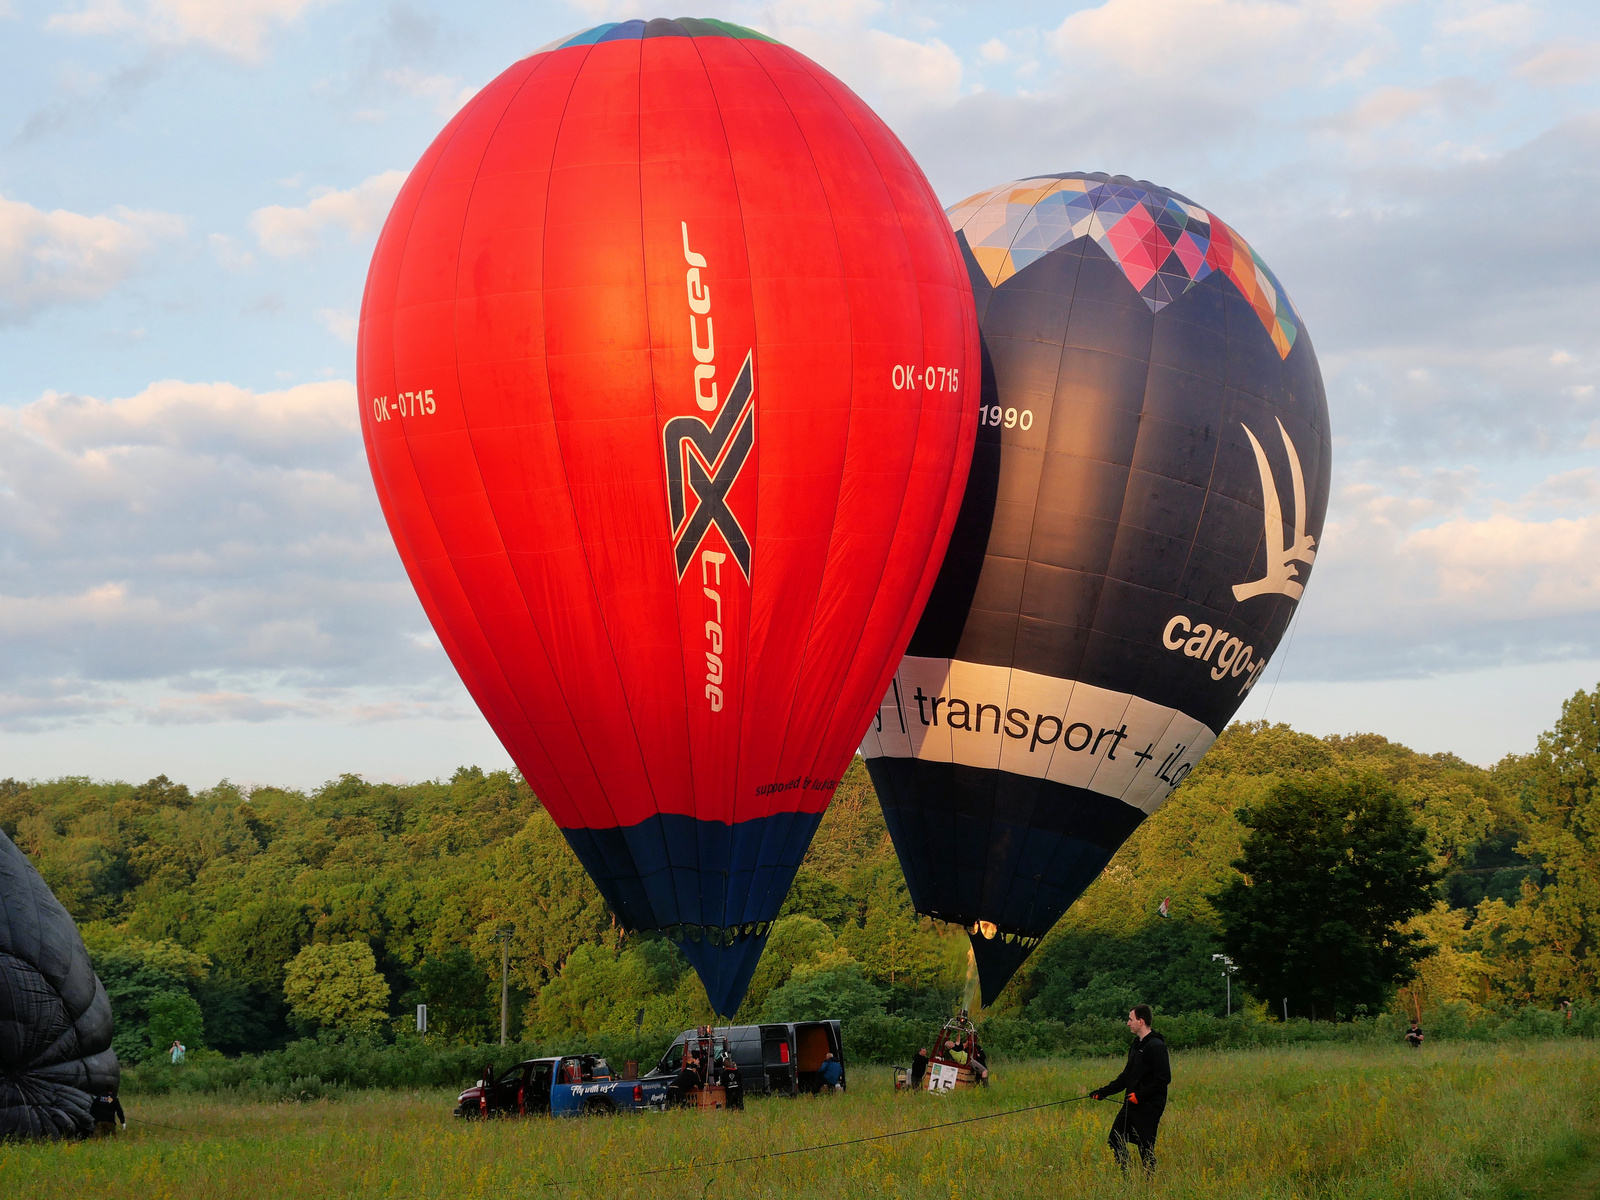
[957,917,1041,949]
[661,921,774,947]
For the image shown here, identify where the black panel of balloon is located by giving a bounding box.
[0,829,120,1139]
[862,173,1332,1006]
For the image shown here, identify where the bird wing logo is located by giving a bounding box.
[663,350,756,580]
[1233,418,1317,602]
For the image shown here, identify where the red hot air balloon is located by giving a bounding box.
[357,18,979,1015]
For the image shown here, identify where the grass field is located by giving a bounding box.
[5,1042,1597,1199]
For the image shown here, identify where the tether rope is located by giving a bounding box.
[543,1091,1102,1187]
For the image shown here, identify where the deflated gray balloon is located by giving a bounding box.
[863,173,1331,1004]
[1,828,120,1139]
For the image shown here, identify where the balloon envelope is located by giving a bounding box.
[358,18,979,1014]
[0,830,119,1139]
[863,173,1331,1004]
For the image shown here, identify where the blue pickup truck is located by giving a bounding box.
[452,1020,845,1118]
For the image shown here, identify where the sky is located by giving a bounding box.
[1,0,1597,790]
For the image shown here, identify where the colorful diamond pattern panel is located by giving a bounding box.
[948,173,1300,358]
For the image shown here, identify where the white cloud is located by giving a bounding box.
[207,232,254,271]
[317,307,357,344]
[1049,0,1313,78]
[0,193,184,324]
[1434,0,1539,50]
[1287,460,1600,680]
[1317,77,1493,136]
[1407,512,1600,612]
[250,170,405,257]
[383,67,477,115]
[978,38,1010,65]
[0,377,462,731]
[47,0,333,61]
[758,0,963,113]
[1516,40,1600,86]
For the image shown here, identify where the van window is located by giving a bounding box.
[657,1038,686,1075]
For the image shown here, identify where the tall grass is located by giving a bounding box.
[5,1041,1596,1199]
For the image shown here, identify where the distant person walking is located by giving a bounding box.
[1405,1022,1424,1049]
[1090,1005,1170,1176]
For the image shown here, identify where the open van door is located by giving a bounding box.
[760,1025,795,1096]
[793,1022,844,1093]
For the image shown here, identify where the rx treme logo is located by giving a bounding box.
[663,350,756,579]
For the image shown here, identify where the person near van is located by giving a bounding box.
[818,1052,843,1093]
[1090,1005,1170,1176]
[910,1047,929,1090]
[717,1055,744,1111]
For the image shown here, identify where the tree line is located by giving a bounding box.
[2,682,1594,1063]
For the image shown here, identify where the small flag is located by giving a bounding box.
[1158,897,1170,919]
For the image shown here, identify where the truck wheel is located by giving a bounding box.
[581,1098,616,1117]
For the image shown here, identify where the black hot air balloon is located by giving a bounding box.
[862,173,1331,1004]
[1,829,120,1138]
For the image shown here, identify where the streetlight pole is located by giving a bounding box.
[1212,953,1237,1017]
[494,926,515,1046]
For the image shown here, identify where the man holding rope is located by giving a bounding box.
[1090,1004,1170,1175]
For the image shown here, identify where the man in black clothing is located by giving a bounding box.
[89,1091,125,1137]
[717,1055,744,1110]
[1090,1005,1170,1175]
[665,1058,700,1109]
[910,1047,929,1090]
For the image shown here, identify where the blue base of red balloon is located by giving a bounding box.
[866,757,1147,1005]
[673,930,771,1020]
[559,809,824,1015]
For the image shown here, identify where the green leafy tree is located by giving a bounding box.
[735,915,835,1021]
[145,992,205,1060]
[760,952,887,1022]
[839,862,945,991]
[203,897,310,991]
[282,942,391,1033]
[1211,770,1441,1020]
[777,870,855,928]
[474,809,616,988]
[1487,684,1600,1004]
[83,927,212,1060]
[535,939,708,1039]
[1025,920,1226,1020]
[404,947,496,1042]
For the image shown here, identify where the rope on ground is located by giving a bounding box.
[543,1091,1101,1187]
